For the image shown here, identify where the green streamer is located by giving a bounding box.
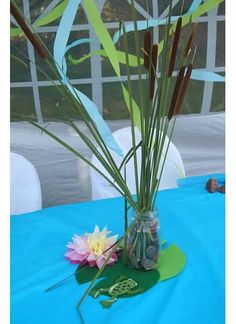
[10,0,69,37]
[82,0,142,131]
[68,50,143,67]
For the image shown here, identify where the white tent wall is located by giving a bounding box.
[11,113,225,207]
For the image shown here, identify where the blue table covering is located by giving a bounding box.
[11,174,225,324]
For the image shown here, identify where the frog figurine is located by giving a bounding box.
[91,276,143,308]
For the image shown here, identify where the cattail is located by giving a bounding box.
[149,44,158,99]
[10,2,47,60]
[175,63,193,114]
[168,17,182,77]
[184,23,198,57]
[168,66,185,120]
[143,31,152,69]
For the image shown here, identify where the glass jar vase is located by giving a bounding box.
[126,209,160,271]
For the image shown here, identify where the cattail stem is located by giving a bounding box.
[184,23,198,57]
[180,0,185,15]
[168,66,185,120]
[149,44,158,99]
[191,46,198,64]
[143,31,152,69]
[10,2,47,60]
[168,17,182,77]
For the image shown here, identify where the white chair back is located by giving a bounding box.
[90,127,185,200]
[10,152,42,215]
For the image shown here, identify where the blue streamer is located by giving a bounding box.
[113,17,180,45]
[54,0,123,157]
[111,1,225,84]
[53,0,224,160]
[66,34,224,83]
[188,0,203,13]
[112,0,203,43]
[192,70,225,81]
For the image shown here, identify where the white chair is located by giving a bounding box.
[10,152,42,215]
[90,127,185,200]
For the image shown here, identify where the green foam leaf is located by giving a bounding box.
[75,243,186,300]
[76,252,160,298]
[158,244,186,282]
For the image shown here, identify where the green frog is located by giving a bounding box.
[92,276,143,308]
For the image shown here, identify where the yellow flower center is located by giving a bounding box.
[87,235,106,257]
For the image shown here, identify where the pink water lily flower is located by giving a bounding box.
[65,225,118,269]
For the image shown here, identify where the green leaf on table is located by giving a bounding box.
[75,243,186,300]
[158,244,186,282]
[76,251,160,298]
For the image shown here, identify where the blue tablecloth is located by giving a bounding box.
[11,174,225,324]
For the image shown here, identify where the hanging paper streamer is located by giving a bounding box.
[62,38,97,74]
[191,70,224,82]
[188,0,204,13]
[55,0,224,152]
[82,0,142,131]
[68,49,141,67]
[111,0,225,81]
[11,0,69,37]
[112,0,223,46]
[67,0,224,82]
[11,0,225,152]
[54,0,123,157]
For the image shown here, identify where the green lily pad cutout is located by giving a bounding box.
[158,244,186,282]
[76,253,160,299]
[75,243,186,307]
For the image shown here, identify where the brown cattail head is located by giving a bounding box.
[175,63,193,114]
[10,2,47,60]
[149,44,158,100]
[184,23,198,58]
[168,17,182,77]
[143,31,152,69]
[168,66,185,120]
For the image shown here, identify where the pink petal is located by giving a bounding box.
[87,253,96,262]
[65,250,85,262]
[106,234,118,246]
[96,257,105,269]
